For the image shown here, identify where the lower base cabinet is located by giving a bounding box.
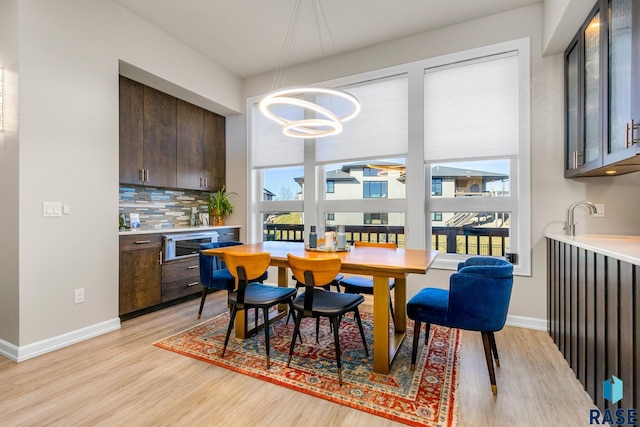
[547,238,639,412]
[119,227,240,316]
[119,234,162,315]
[161,257,201,302]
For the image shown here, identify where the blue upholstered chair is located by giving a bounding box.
[197,241,267,319]
[407,256,513,394]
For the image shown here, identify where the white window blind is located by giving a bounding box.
[316,74,408,163]
[251,102,304,168]
[424,53,519,162]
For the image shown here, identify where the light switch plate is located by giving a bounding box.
[594,203,605,217]
[43,202,63,217]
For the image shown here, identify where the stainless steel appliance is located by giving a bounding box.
[163,231,219,262]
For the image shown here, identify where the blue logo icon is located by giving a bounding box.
[604,375,623,404]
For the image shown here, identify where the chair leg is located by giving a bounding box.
[424,323,431,345]
[353,308,369,357]
[330,316,343,385]
[488,331,500,367]
[197,288,208,319]
[262,308,271,369]
[481,331,498,394]
[288,301,303,344]
[287,312,304,367]
[222,305,237,358]
[315,317,321,343]
[411,320,421,371]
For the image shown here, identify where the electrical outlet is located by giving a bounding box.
[74,288,85,304]
[594,203,605,217]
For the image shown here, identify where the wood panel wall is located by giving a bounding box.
[547,238,638,411]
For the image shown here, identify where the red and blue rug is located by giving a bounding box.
[154,311,459,426]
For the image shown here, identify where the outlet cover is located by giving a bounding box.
[594,204,605,217]
[74,288,85,304]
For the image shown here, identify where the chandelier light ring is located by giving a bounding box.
[283,118,343,138]
[259,93,341,126]
[259,87,360,138]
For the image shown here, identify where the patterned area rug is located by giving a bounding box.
[154,311,460,426]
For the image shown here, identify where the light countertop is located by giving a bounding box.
[119,225,240,236]
[545,233,640,266]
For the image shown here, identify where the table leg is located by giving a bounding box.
[373,275,391,374]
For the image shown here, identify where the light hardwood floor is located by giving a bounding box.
[0,292,596,426]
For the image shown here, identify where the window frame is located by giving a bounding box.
[247,37,530,276]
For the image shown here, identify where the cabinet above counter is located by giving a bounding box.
[564,0,640,177]
[545,232,640,265]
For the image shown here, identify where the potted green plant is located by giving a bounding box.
[207,186,238,225]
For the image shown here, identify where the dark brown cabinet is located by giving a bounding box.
[119,76,144,185]
[119,234,162,315]
[161,257,201,302]
[119,76,225,191]
[119,76,178,188]
[176,101,226,191]
[565,0,640,177]
[143,86,177,188]
[547,238,639,411]
[203,110,226,191]
[119,227,239,316]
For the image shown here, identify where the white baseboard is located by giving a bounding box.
[506,314,547,331]
[0,318,121,363]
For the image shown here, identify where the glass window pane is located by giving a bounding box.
[608,0,632,154]
[584,12,601,163]
[566,43,580,169]
[262,211,304,242]
[324,158,406,200]
[430,160,510,198]
[262,166,304,201]
[431,211,510,256]
[324,212,406,248]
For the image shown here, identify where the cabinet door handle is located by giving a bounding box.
[627,120,640,148]
[200,177,203,187]
[186,281,199,287]
[144,169,149,182]
[187,265,199,269]
[138,169,145,182]
[204,177,208,187]
[572,151,583,169]
[159,251,163,265]
[135,240,151,244]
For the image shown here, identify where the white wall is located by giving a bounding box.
[237,3,640,327]
[2,0,243,355]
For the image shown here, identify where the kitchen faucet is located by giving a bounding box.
[565,201,598,236]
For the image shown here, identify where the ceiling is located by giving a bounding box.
[114,0,541,79]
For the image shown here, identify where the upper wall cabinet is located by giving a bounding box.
[119,76,225,191]
[119,76,177,188]
[176,101,226,191]
[565,0,640,177]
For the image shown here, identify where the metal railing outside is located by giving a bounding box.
[263,224,509,255]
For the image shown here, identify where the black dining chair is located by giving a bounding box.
[220,251,297,370]
[286,254,369,385]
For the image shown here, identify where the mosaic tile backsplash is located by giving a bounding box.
[119,186,212,229]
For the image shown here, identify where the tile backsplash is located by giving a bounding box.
[119,186,211,229]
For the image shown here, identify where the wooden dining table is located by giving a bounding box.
[203,241,438,374]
